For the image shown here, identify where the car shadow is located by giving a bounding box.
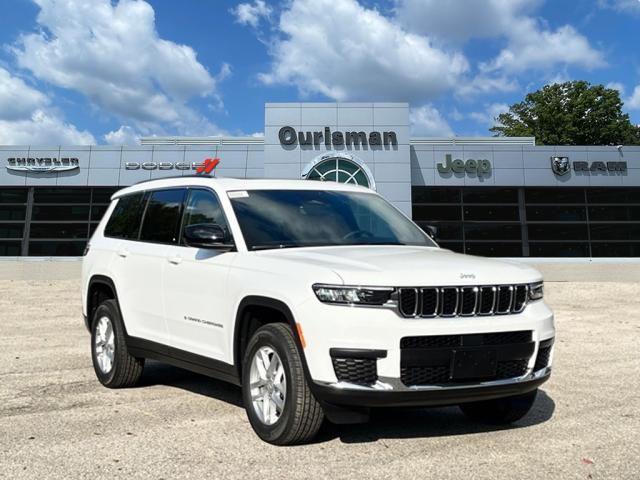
[317,390,556,444]
[137,362,555,444]
[138,360,243,408]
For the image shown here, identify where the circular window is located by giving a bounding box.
[304,156,372,188]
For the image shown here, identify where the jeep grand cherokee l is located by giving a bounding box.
[82,177,554,445]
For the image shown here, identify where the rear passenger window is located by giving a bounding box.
[139,189,186,244]
[104,192,146,239]
[180,189,231,245]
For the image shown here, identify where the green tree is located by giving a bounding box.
[490,81,640,145]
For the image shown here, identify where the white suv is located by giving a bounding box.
[82,177,554,445]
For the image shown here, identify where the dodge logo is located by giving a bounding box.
[551,156,570,176]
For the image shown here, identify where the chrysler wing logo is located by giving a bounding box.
[551,156,570,176]
[7,157,79,173]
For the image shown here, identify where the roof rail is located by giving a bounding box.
[131,174,213,186]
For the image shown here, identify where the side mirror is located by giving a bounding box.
[423,224,438,239]
[183,224,234,250]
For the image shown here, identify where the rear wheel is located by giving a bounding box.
[242,323,324,445]
[91,299,144,388]
[459,389,538,424]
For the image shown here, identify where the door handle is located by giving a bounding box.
[168,255,182,265]
[117,249,129,258]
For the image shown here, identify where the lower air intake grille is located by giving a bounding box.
[332,357,377,386]
[400,335,462,349]
[401,366,449,386]
[483,330,532,345]
[534,338,554,371]
[400,331,534,387]
[495,360,529,380]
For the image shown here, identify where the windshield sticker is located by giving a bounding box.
[228,190,249,198]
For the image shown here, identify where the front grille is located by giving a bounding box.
[399,288,418,316]
[398,284,529,318]
[400,331,534,387]
[332,357,377,386]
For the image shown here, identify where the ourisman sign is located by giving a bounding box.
[279,126,398,147]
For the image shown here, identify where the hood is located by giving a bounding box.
[257,246,541,286]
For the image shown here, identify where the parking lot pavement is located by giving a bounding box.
[0,268,639,479]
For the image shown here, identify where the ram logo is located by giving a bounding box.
[551,156,570,176]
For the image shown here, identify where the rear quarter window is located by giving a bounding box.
[104,192,147,239]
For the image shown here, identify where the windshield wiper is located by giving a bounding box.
[349,241,407,246]
[251,244,303,251]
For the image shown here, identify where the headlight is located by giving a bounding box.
[528,282,544,301]
[312,284,394,305]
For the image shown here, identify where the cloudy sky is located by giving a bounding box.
[0,0,639,144]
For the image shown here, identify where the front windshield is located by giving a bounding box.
[229,189,437,251]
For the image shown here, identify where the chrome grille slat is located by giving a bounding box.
[398,284,529,318]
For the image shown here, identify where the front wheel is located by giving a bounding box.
[242,323,324,445]
[459,389,538,424]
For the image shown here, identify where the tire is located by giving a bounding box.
[242,323,324,445]
[90,299,144,388]
[459,389,538,424]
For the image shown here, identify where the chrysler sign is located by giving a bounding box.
[7,157,79,173]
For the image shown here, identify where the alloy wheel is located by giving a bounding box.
[249,346,287,425]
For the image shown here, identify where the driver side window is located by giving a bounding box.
[180,189,231,246]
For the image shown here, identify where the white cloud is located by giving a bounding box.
[0,68,49,120]
[626,85,640,110]
[410,105,453,136]
[468,103,509,126]
[395,0,536,43]
[13,0,225,135]
[607,82,625,95]
[0,66,94,144]
[0,110,95,144]
[599,0,640,14]
[258,0,468,102]
[483,23,605,73]
[104,125,140,145]
[232,0,272,27]
[456,74,519,97]
[397,0,604,76]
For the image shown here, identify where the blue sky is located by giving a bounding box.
[0,0,639,144]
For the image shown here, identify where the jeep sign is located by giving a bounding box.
[437,154,492,176]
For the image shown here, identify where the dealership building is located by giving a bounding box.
[1,102,639,258]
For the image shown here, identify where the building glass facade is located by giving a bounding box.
[0,187,117,256]
[413,186,640,257]
[1,102,639,257]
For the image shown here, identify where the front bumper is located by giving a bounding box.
[297,297,555,382]
[312,368,551,408]
[295,296,554,408]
